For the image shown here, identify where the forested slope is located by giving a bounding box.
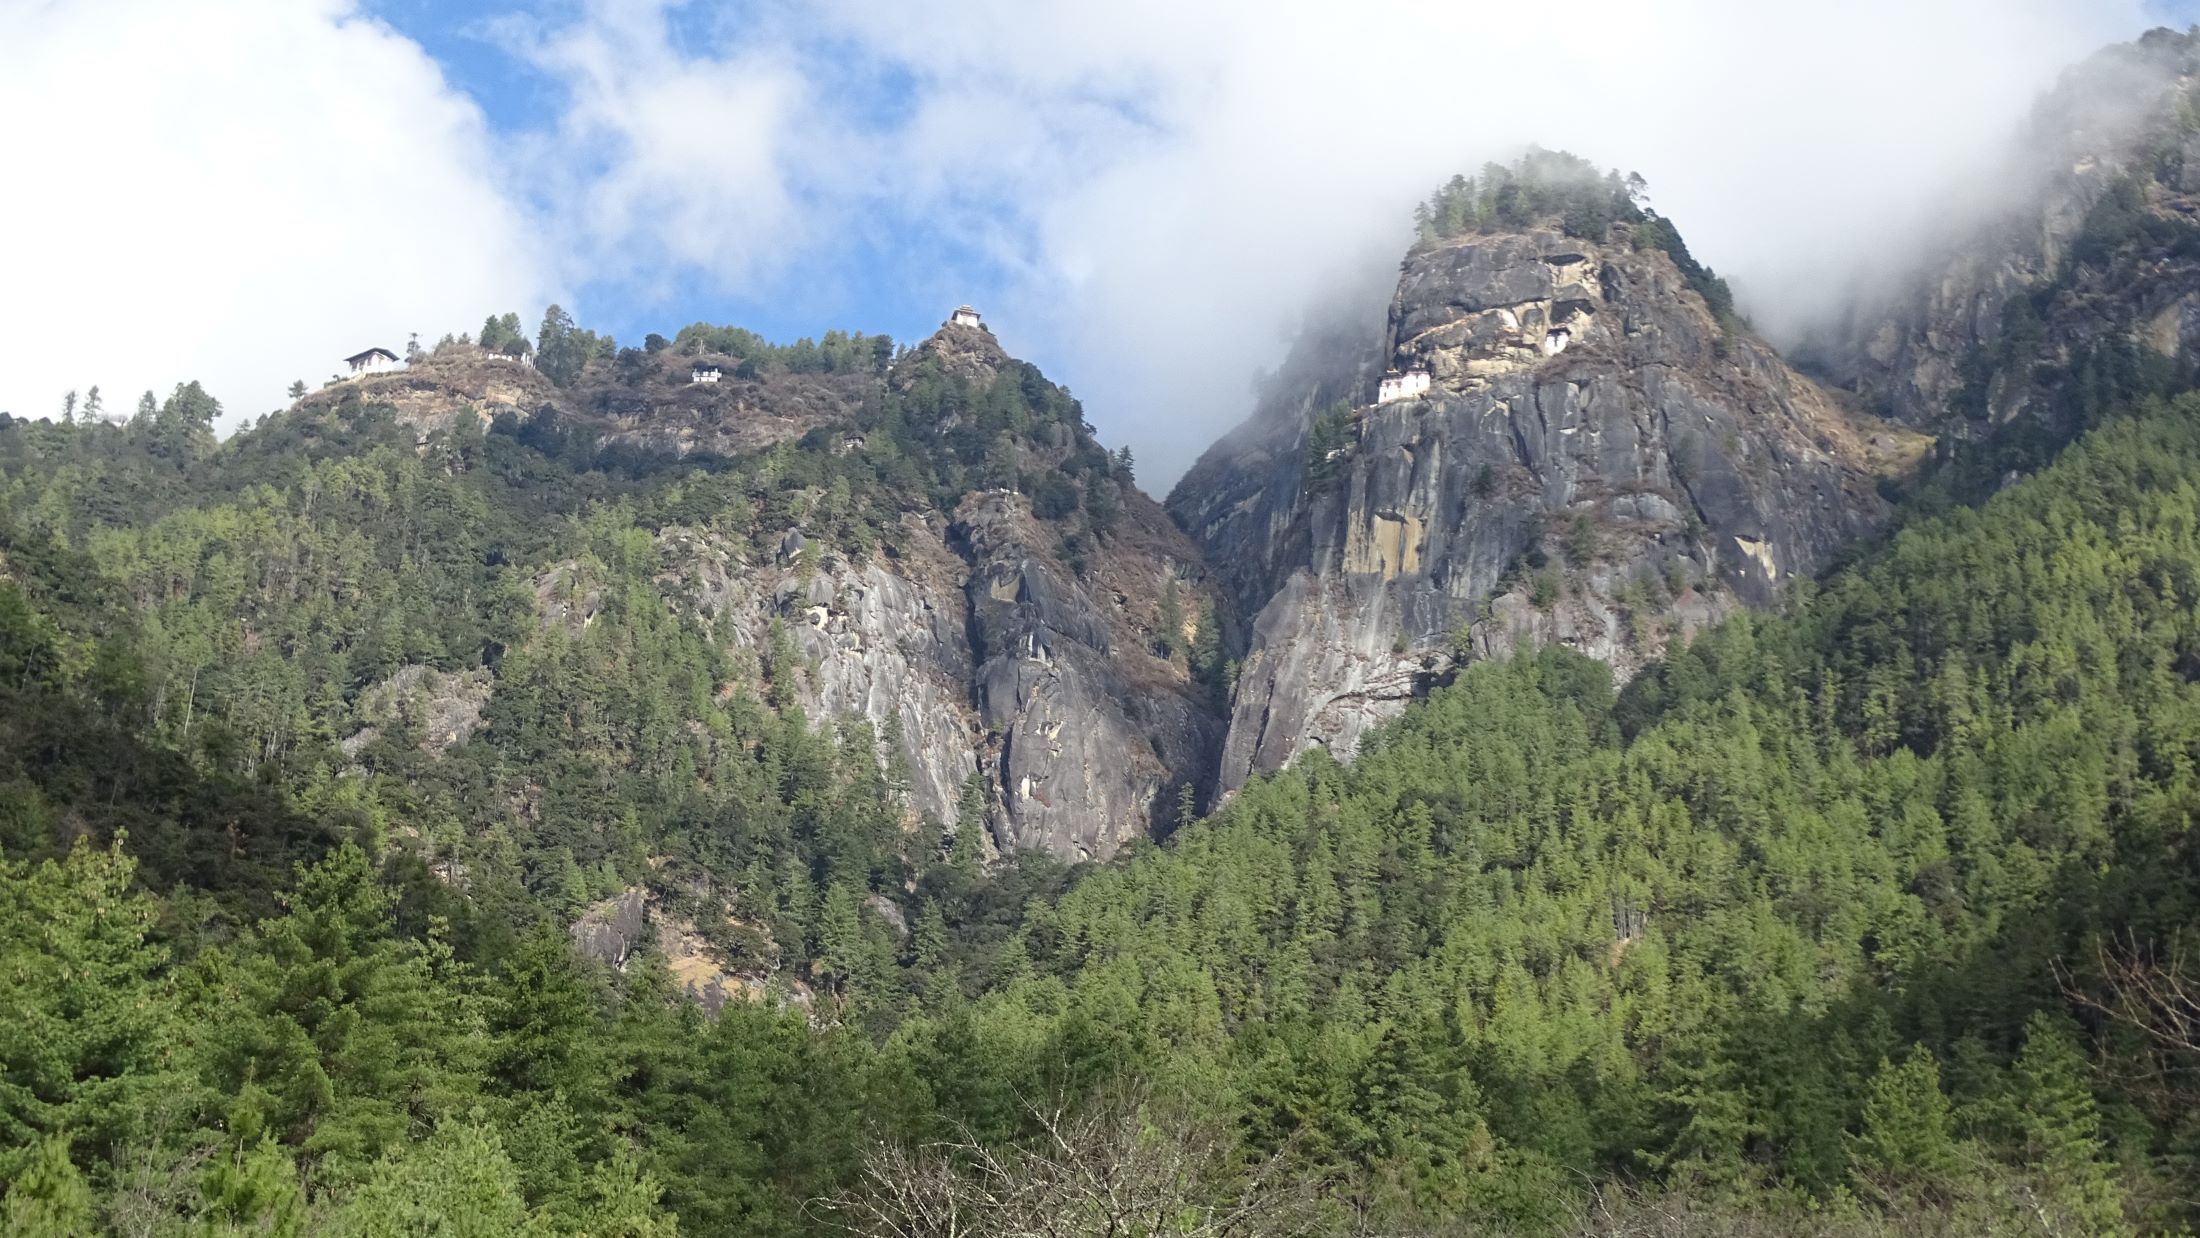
[6,386,2200,1232]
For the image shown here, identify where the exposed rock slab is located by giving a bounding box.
[1175,221,1911,795]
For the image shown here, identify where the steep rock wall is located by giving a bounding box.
[1174,222,1912,794]
[1805,28,2200,440]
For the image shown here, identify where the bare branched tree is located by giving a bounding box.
[812,1090,1328,1238]
[2056,933,2200,1109]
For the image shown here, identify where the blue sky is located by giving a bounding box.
[365,0,2200,359]
[2,0,2189,485]
[362,0,980,355]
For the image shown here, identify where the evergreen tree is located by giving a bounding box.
[0,1133,94,1237]
[2009,1012,2123,1231]
[1156,578,1184,659]
[537,305,587,387]
[1850,1045,1960,1190]
[0,842,177,1172]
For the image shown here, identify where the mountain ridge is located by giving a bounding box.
[1172,159,1927,795]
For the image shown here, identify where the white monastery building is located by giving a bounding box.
[1376,367,1432,405]
[345,347,401,378]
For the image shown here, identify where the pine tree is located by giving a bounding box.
[537,305,587,387]
[196,1138,309,1236]
[1850,1045,1960,1189]
[485,924,607,1100]
[950,772,990,873]
[819,883,864,995]
[2010,1012,2124,1233]
[1157,578,1184,659]
[0,1133,94,1237]
[0,842,176,1170]
[329,1119,532,1237]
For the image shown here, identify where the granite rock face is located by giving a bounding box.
[571,887,650,968]
[599,321,1221,862]
[954,490,1219,859]
[1804,28,2200,442]
[340,664,495,758]
[645,483,1220,863]
[311,314,1223,864]
[1173,220,1912,794]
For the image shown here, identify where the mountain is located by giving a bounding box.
[1173,153,1925,795]
[80,312,1224,871]
[1806,27,2200,473]
[9,28,2200,1238]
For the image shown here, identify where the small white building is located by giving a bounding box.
[691,363,723,384]
[345,347,401,378]
[1542,328,1572,357]
[1376,367,1432,405]
[950,305,983,329]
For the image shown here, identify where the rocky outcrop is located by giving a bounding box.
[646,484,1221,862]
[653,520,982,831]
[313,312,1225,863]
[1174,217,1917,795]
[571,884,814,1016]
[955,490,1219,858]
[340,663,494,757]
[1804,28,2200,441]
[296,342,870,457]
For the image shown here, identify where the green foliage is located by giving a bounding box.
[671,323,893,375]
[329,1118,536,1236]
[1156,577,1185,659]
[1,1132,95,1236]
[1851,1046,1960,1186]
[1561,510,1602,565]
[479,312,532,359]
[0,842,179,1169]
[1189,603,1229,711]
[1302,402,1353,489]
[1413,149,1643,245]
[1632,214,1739,329]
[2069,174,2200,268]
[10,317,2200,1233]
[536,305,614,388]
[2005,1013,2124,1231]
[1470,462,1497,500]
[1528,569,1559,609]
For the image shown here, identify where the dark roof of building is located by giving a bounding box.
[345,348,399,364]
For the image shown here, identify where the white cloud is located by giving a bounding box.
[502,0,2162,487]
[3,0,2173,481]
[495,1,804,291]
[949,0,2164,485]
[0,0,551,426]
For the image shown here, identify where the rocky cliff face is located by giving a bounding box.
[296,342,875,458]
[1805,28,2200,446]
[647,486,1218,863]
[313,314,1219,863]
[1174,214,1918,795]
